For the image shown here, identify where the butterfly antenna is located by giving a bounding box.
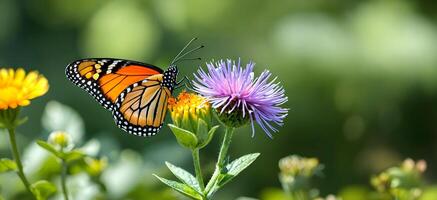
[171,37,198,65]
[176,57,201,62]
[173,45,204,64]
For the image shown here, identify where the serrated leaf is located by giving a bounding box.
[36,140,62,158]
[153,174,203,199]
[168,124,198,149]
[30,180,57,200]
[0,158,17,173]
[218,153,260,187]
[165,162,202,194]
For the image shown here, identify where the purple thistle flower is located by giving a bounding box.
[192,59,288,138]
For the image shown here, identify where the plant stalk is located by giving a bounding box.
[61,159,69,200]
[192,149,205,191]
[7,127,34,197]
[205,127,235,197]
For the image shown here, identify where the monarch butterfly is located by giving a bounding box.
[66,38,202,137]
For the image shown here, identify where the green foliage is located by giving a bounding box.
[421,186,437,200]
[0,158,17,173]
[168,123,220,150]
[163,104,259,199]
[197,124,219,149]
[30,180,57,200]
[168,124,198,149]
[13,117,28,127]
[217,153,260,188]
[0,109,27,129]
[62,150,85,162]
[36,140,62,157]
[36,140,85,162]
[153,174,203,200]
[165,162,202,194]
[260,188,293,200]
[370,159,426,200]
[338,186,370,200]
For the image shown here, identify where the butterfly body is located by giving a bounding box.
[66,58,179,137]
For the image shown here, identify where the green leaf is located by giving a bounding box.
[0,158,17,173]
[197,125,219,149]
[168,124,198,149]
[30,180,57,200]
[36,140,62,158]
[165,162,202,194]
[218,153,260,187]
[14,116,28,127]
[153,174,203,200]
[62,150,85,162]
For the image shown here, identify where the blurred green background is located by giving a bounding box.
[0,0,437,199]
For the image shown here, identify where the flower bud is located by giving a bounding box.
[168,91,218,149]
[215,105,250,128]
[48,131,73,150]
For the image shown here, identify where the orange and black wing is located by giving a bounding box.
[112,74,172,136]
[66,58,164,111]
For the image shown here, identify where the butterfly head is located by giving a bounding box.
[163,65,178,91]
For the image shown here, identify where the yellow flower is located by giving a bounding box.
[168,91,211,132]
[85,157,108,177]
[48,131,74,150]
[0,68,49,110]
[167,91,218,149]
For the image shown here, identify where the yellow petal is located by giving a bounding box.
[19,100,30,106]
[14,68,26,84]
[24,71,38,85]
[0,69,8,80]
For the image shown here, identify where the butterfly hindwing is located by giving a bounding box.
[112,74,172,136]
[65,58,164,111]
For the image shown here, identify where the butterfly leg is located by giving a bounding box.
[175,76,195,91]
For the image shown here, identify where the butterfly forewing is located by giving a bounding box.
[65,58,163,110]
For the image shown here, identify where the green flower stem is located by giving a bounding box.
[7,127,33,197]
[61,158,69,200]
[192,149,205,191]
[205,127,235,197]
